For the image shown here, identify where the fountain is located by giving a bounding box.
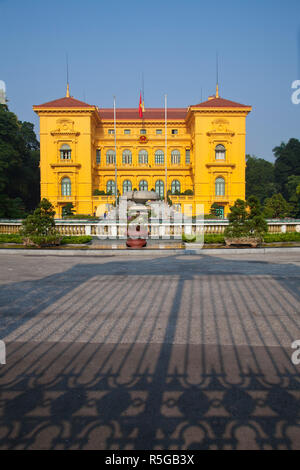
[125,190,159,248]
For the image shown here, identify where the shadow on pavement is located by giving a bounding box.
[0,253,299,449]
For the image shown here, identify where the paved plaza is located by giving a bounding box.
[0,251,300,449]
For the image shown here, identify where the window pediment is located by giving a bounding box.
[51,119,80,136]
[207,119,234,138]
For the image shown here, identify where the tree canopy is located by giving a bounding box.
[263,193,292,219]
[0,104,40,218]
[224,197,267,238]
[246,155,277,203]
[246,139,300,218]
[273,138,300,199]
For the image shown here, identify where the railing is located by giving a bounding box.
[1,219,300,237]
[168,195,194,202]
[92,195,115,202]
[57,196,75,202]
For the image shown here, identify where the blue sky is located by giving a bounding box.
[1,0,300,161]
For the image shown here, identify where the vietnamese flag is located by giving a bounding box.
[138,91,143,118]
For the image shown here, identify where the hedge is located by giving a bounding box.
[182,234,225,243]
[0,234,92,245]
[60,236,93,245]
[0,234,23,243]
[263,232,300,242]
[62,215,99,221]
[183,232,300,244]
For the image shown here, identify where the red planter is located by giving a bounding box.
[126,238,147,248]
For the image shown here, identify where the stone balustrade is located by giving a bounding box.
[0,219,299,238]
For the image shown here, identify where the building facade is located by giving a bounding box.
[33,88,251,217]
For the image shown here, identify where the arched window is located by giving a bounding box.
[106,149,116,164]
[215,177,225,196]
[155,150,164,165]
[139,149,148,165]
[61,177,71,196]
[171,150,180,165]
[106,180,115,194]
[139,180,148,191]
[122,149,132,165]
[171,180,181,194]
[60,144,71,160]
[155,180,164,198]
[123,180,132,194]
[185,148,190,164]
[96,149,101,164]
[215,144,226,160]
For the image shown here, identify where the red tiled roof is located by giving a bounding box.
[98,108,187,120]
[34,95,251,114]
[192,96,250,108]
[34,96,94,108]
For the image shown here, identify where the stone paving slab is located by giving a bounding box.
[0,252,299,449]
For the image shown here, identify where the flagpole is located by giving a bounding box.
[165,94,167,203]
[113,96,117,207]
[142,72,145,111]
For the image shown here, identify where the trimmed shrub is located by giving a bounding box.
[93,189,106,196]
[62,214,99,221]
[263,232,300,242]
[62,203,75,217]
[183,189,194,195]
[183,232,300,244]
[61,236,92,245]
[24,234,61,247]
[204,234,225,244]
[182,234,225,244]
[0,234,23,243]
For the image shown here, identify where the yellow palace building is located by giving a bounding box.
[33,86,251,218]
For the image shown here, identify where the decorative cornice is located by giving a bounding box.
[96,137,192,144]
[93,167,191,172]
[207,131,235,138]
[97,120,186,126]
[206,163,235,168]
[50,163,81,168]
[50,131,80,136]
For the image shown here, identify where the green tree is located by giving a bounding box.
[18,121,40,211]
[285,175,300,217]
[247,195,260,216]
[246,155,277,203]
[263,193,292,219]
[247,195,268,234]
[62,202,75,217]
[0,104,40,217]
[210,202,223,217]
[20,198,60,246]
[273,139,300,198]
[225,198,267,238]
[225,199,248,237]
[0,195,25,218]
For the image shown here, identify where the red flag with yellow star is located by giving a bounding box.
[138,91,143,118]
